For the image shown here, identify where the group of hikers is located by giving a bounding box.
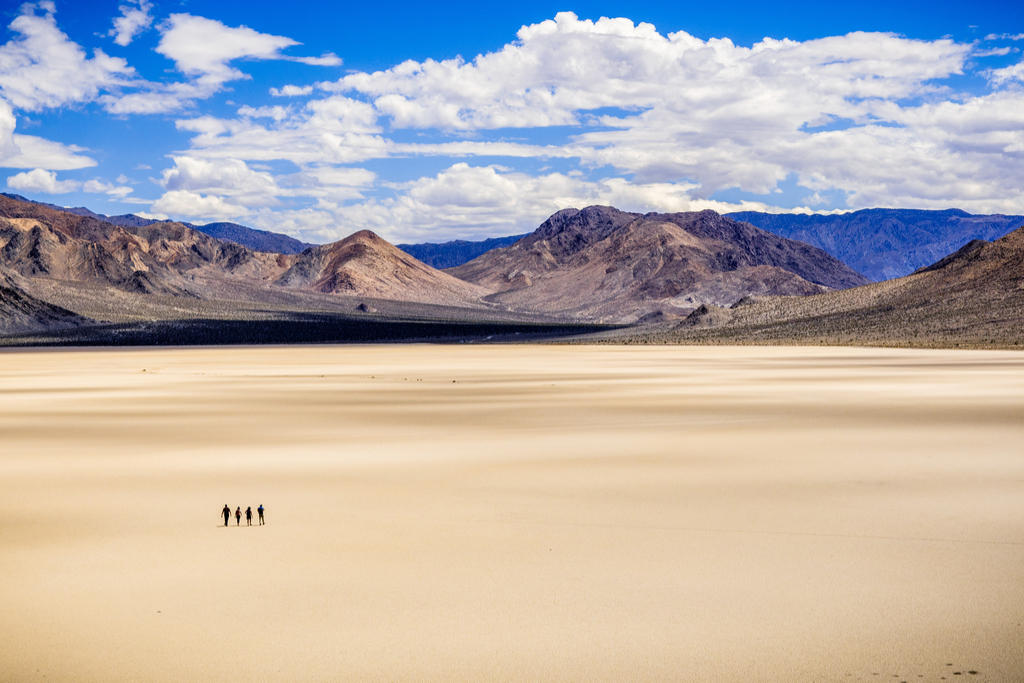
[223,504,264,526]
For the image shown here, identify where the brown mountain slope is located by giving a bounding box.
[0,196,490,330]
[274,230,489,306]
[449,206,868,322]
[0,266,90,335]
[636,225,1024,348]
[0,195,286,295]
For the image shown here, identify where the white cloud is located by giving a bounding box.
[7,168,79,193]
[176,96,388,164]
[158,156,280,206]
[0,2,134,111]
[174,13,1024,215]
[150,190,252,221]
[251,163,802,245]
[325,13,969,133]
[108,0,153,47]
[985,33,1024,41]
[0,101,19,161]
[144,13,1024,232]
[270,85,314,97]
[3,134,97,170]
[974,47,1016,57]
[149,155,379,219]
[156,14,299,84]
[96,14,343,115]
[277,166,376,202]
[288,54,342,67]
[133,210,168,220]
[4,168,132,198]
[99,83,207,115]
[988,59,1024,86]
[155,15,339,84]
[237,105,292,121]
[83,178,133,198]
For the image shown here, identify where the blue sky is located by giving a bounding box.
[1,0,1022,244]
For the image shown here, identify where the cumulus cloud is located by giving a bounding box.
[156,14,340,84]
[278,166,376,202]
[108,0,154,47]
[133,210,169,220]
[0,101,19,161]
[150,190,252,221]
[0,2,135,111]
[83,178,133,197]
[148,155,380,223]
[2,134,96,170]
[289,54,343,67]
[158,155,280,203]
[4,168,133,196]
[988,60,1024,86]
[176,96,388,164]
[974,47,1016,57]
[270,85,314,97]
[97,14,342,114]
[325,13,969,133]
[250,163,795,244]
[156,14,299,84]
[73,11,1019,237]
[171,12,1024,222]
[7,168,79,193]
[237,105,292,121]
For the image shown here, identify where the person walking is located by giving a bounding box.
[245,506,252,526]
[222,504,230,526]
[257,504,264,525]
[235,506,241,526]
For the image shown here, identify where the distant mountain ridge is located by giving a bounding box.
[7,194,1023,281]
[449,206,868,321]
[726,208,1024,281]
[653,223,1024,348]
[2,193,1022,348]
[397,234,528,269]
[0,194,490,314]
[0,193,316,255]
[188,222,316,255]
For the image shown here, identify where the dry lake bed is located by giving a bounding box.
[1,344,1021,682]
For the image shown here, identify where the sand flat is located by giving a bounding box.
[0,345,1022,682]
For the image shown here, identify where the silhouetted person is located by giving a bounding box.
[245,506,252,526]
[235,506,241,526]
[222,504,230,526]
[258,504,264,525]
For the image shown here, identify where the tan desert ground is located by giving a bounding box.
[1,344,1022,682]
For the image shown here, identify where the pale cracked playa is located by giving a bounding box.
[0,345,1021,682]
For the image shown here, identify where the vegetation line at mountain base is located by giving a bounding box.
[0,316,623,348]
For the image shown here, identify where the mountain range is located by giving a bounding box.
[726,208,1024,282]
[0,193,316,255]
[637,223,1024,349]
[8,194,1022,284]
[0,195,867,335]
[0,194,486,318]
[450,206,867,320]
[397,234,528,269]
[1,193,1021,348]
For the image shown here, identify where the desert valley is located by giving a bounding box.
[2,3,1024,679]
[2,345,1022,682]
[1,191,1022,681]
